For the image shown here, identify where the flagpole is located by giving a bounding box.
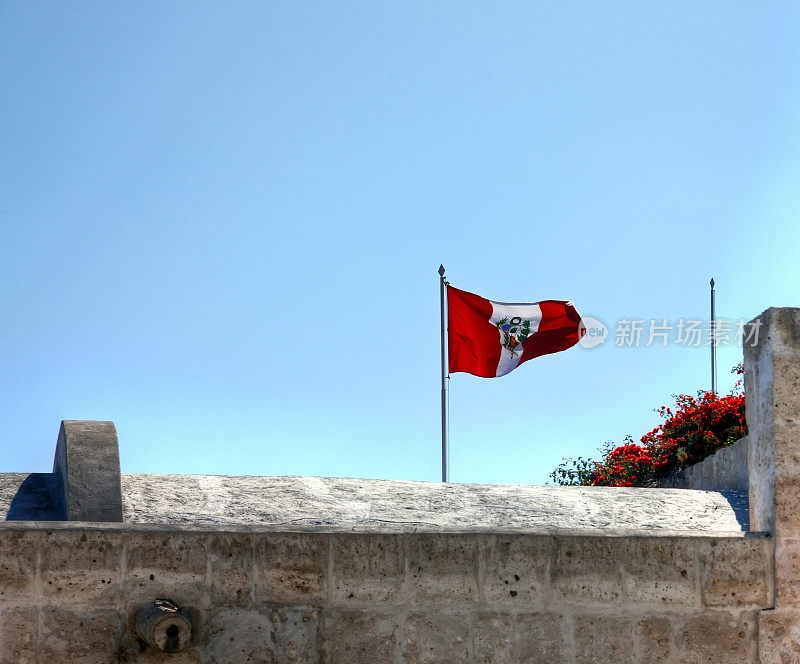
[439,264,449,483]
[710,277,717,394]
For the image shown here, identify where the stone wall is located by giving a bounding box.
[0,523,771,663]
[4,305,800,663]
[658,435,749,491]
[744,308,800,663]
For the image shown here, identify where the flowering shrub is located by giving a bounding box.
[550,365,747,487]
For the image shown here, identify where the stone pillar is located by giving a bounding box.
[744,308,800,662]
[52,420,123,522]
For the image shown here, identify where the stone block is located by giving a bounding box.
[699,537,771,608]
[407,535,477,605]
[748,423,775,535]
[745,311,777,535]
[573,615,635,664]
[331,535,403,604]
[773,476,800,539]
[0,531,37,602]
[773,537,800,607]
[401,612,468,664]
[208,533,253,607]
[551,537,623,605]
[39,607,122,663]
[774,421,800,481]
[205,606,276,664]
[254,533,328,604]
[205,605,319,664]
[675,611,754,663]
[270,606,320,664]
[745,308,800,535]
[635,615,674,664]
[322,609,395,664]
[41,529,122,603]
[770,348,800,425]
[515,612,566,662]
[0,606,38,664]
[471,612,512,664]
[482,535,549,605]
[620,537,697,607]
[53,420,123,522]
[758,608,800,664]
[124,531,208,604]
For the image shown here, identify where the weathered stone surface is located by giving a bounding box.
[758,608,800,664]
[205,605,320,664]
[114,474,752,535]
[205,606,275,664]
[745,308,800,535]
[636,615,674,664]
[658,436,749,492]
[401,612,469,664]
[322,609,395,663]
[255,533,328,604]
[124,531,208,604]
[773,537,800,607]
[515,612,566,662]
[620,538,697,607]
[773,476,800,540]
[700,536,771,608]
[40,529,121,603]
[0,606,37,664]
[675,611,754,663]
[270,606,321,664]
[53,420,123,522]
[573,615,635,664]
[472,612,512,664]
[482,535,549,605]
[208,533,253,606]
[551,537,623,605]
[1,472,64,521]
[407,535,477,605]
[0,530,36,602]
[774,422,800,481]
[745,311,778,534]
[39,607,121,663]
[331,535,404,604]
[270,606,320,664]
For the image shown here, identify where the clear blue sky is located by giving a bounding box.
[2,1,799,485]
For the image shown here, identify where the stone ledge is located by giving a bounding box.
[118,474,752,534]
[657,436,749,492]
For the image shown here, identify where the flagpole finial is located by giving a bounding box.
[438,264,446,277]
[710,277,715,288]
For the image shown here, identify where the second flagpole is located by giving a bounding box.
[439,264,449,483]
[710,277,717,394]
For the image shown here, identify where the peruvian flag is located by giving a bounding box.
[447,285,583,378]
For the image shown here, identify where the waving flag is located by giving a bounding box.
[447,284,583,378]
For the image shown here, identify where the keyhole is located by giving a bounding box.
[164,624,180,653]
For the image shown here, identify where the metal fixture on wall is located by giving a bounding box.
[135,599,193,654]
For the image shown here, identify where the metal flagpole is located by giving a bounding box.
[439,265,449,483]
[710,277,717,394]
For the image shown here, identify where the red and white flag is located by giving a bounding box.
[447,285,583,378]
